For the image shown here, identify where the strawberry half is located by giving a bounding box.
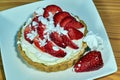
[65,19,84,29]
[53,11,71,26]
[44,41,66,58]
[74,51,104,72]
[50,32,66,48]
[61,35,79,49]
[67,27,83,40]
[43,5,62,18]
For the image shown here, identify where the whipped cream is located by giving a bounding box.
[83,31,104,51]
[27,30,37,41]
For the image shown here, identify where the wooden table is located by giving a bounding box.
[0,0,120,80]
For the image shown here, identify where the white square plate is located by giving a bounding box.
[0,0,117,80]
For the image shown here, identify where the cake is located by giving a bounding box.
[17,4,88,72]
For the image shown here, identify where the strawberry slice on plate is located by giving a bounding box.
[53,11,71,26]
[74,51,104,72]
[43,5,62,18]
[61,35,79,49]
[67,27,83,40]
[44,41,66,58]
[50,32,67,48]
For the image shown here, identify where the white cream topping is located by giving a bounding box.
[52,46,59,51]
[55,24,68,35]
[48,12,54,20]
[38,38,47,47]
[83,31,104,51]
[32,21,38,26]
[38,16,48,24]
[26,30,37,41]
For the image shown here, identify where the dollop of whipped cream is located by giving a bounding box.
[83,31,104,51]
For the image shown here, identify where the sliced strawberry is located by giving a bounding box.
[53,11,71,26]
[74,51,104,72]
[60,16,75,27]
[33,16,39,22]
[67,27,83,40]
[24,25,35,43]
[31,25,36,31]
[43,5,62,18]
[65,19,84,29]
[44,41,66,58]
[33,36,46,52]
[61,35,79,49]
[37,22,46,39]
[50,32,66,48]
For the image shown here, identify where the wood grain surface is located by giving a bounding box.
[0,0,120,80]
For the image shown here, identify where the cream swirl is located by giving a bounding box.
[83,31,104,51]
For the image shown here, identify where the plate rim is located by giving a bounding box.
[0,0,117,80]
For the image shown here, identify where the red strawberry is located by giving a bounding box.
[67,27,83,40]
[37,22,46,39]
[43,5,62,18]
[50,32,66,48]
[44,41,66,58]
[61,35,78,49]
[74,51,104,72]
[53,11,71,26]
[60,16,75,27]
[33,36,46,52]
[24,25,35,43]
[33,16,39,22]
[65,19,84,29]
